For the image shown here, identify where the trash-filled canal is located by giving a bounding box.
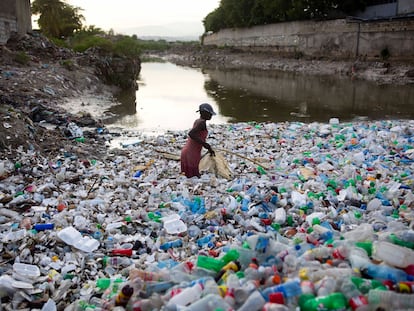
[2,61,414,310]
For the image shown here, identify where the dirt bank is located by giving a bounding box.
[0,34,127,161]
[161,46,414,85]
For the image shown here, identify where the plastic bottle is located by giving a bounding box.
[362,263,411,283]
[314,276,336,296]
[340,276,361,300]
[273,208,286,224]
[261,279,302,301]
[165,282,204,310]
[237,290,266,311]
[348,295,369,311]
[111,248,134,257]
[368,288,414,310]
[215,261,241,282]
[129,268,171,282]
[103,256,134,268]
[41,298,57,311]
[350,276,387,293]
[169,261,194,283]
[159,238,183,250]
[196,255,226,273]
[234,280,257,305]
[223,287,235,307]
[115,284,134,307]
[187,225,201,238]
[221,248,240,264]
[388,232,414,249]
[395,281,414,293]
[262,302,289,311]
[96,278,124,291]
[146,281,175,297]
[33,223,55,231]
[197,234,215,247]
[184,293,233,311]
[299,292,348,311]
[372,240,414,268]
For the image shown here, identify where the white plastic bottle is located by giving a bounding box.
[165,282,203,310]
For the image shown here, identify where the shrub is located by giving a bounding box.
[380,47,390,60]
[72,35,113,53]
[14,51,30,65]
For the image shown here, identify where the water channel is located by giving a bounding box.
[105,61,414,135]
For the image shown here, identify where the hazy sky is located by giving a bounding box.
[66,0,221,36]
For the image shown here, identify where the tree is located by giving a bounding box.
[31,0,84,38]
[203,0,369,33]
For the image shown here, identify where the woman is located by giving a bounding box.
[181,103,216,178]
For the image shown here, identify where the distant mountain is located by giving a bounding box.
[119,21,204,41]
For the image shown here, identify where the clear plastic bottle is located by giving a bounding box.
[237,290,266,311]
[262,303,289,311]
[368,288,414,310]
[103,256,133,268]
[315,276,336,296]
[185,293,233,311]
[372,240,414,268]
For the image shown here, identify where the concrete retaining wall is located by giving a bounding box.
[399,0,414,15]
[203,18,414,60]
[0,0,31,44]
[0,15,17,44]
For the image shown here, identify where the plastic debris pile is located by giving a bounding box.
[0,119,414,310]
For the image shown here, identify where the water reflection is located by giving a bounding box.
[105,62,414,133]
[203,68,414,123]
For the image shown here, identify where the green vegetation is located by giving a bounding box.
[14,51,30,65]
[31,0,178,59]
[31,0,83,39]
[380,47,390,60]
[60,59,75,71]
[203,0,368,33]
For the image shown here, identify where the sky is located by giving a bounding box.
[66,0,221,37]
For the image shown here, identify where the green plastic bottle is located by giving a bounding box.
[355,241,373,257]
[299,292,348,311]
[389,233,414,249]
[196,255,226,272]
[351,276,387,294]
[221,249,240,264]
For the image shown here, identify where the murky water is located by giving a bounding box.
[103,61,414,134]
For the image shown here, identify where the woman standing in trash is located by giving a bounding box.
[181,103,216,178]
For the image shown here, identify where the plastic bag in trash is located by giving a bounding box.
[199,152,232,180]
[66,122,83,138]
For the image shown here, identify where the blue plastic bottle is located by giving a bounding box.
[160,239,183,250]
[362,263,411,283]
[197,234,215,247]
[33,223,54,231]
[261,279,302,301]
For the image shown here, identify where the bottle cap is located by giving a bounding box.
[269,292,285,304]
